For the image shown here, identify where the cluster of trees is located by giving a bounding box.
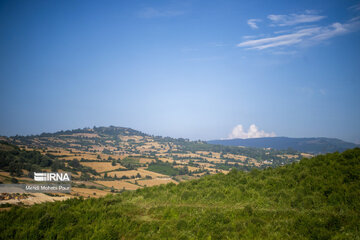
[146,162,192,176]
[103,172,142,180]
[0,148,359,239]
[0,142,100,181]
[0,142,65,177]
[119,157,144,170]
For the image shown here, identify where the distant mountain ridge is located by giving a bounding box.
[207,137,359,154]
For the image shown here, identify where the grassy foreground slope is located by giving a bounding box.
[1,149,359,239]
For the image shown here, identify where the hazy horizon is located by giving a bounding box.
[1,0,359,143]
[1,124,359,145]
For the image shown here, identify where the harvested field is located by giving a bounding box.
[223,154,254,162]
[158,157,175,163]
[203,157,223,163]
[0,171,33,182]
[137,168,167,178]
[301,153,313,158]
[81,162,125,172]
[135,178,177,187]
[138,158,155,164]
[71,187,109,198]
[95,180,141,190]
[0,193,71,206]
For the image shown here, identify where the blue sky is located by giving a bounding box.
[0,0,360,143]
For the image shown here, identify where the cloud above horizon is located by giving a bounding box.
[228,124,276,139]
[240,8,360,51]
[267,11,325,26]
[247,19,261,29]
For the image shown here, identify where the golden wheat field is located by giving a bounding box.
[95,180,141,190]
[131,178,177,187]
[81,162,125,172]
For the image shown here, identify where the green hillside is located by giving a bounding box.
[1,148,359,239]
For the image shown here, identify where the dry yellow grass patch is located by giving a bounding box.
[137,142,162,151]
[194,172,207,177]
[95,180,141,190]
[218,169,230,174]
[59,152,115,161]
[137,168,167,178]
[223,154,254,162]
[71,187,109,198]
[158,157,175,163]
[0,171,32,182]
[135,178,177,187]
[203,157,223,163]
[187,166,201,172]
[81,162,125,172]
[77,153,100,160]
[301,153,313,158]
[204,166,217,172]
[119,136,144,142]
[210,152,221,158]
[228,161,244,166]
[138,158,155,164]
[0,193,72,205]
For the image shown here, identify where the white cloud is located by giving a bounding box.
[237,18,360,50]
[349,3,360,12]
[228,124,276,139]
[311,21,360,41]
[247,19,261,29]
[138,7,185,18]
[268,12,326,26]
[237,27,320,49]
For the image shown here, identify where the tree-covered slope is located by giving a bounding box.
[208,137,359,154]
[1,148,359,239]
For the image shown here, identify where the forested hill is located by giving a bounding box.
[1,148,359,239]
[208,137,359,154]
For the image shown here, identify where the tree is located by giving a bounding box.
[11,177,18,183]
[68,159,80,169]
[51,160,61,172]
